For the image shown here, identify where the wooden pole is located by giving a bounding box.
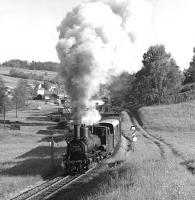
[3,103,5,128]
[16,96,18,118]
[50,136,54,168]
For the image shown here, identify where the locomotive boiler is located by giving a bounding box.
[61,115,122,174]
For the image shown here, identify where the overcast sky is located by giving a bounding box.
[0,0,195,70]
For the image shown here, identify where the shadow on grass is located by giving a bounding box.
[26,116,52,122]
[0,158,62,179]
[36,128,73,143]
[0,121,55,126]
[47,126,57,130]
[36,128,67,135]
[36,129,54,135]
[16,146,64,159]
[38,134,70,143]
[1,146,65,179]
[52,164,136,200]
[21,122,56,126]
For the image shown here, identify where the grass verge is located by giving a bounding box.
[77,132,195,200]
[0,101,65,200]
[55,111,195,200]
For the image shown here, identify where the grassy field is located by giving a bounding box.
[0,100,67,200]
[53,111,195,200]
[88,110,195,200]
[139,101,195,167]
[0,66,57,88]
[1,100,195,200]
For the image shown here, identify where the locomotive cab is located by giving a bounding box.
[97,118,121,152]
[92,126,107,145]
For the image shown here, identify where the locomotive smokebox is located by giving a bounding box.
[74,124,81,139]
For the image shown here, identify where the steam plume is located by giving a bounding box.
[56,0,153,124]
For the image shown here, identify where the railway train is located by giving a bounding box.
[61,113,122,174]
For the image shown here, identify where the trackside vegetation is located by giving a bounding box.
[106,45,195,107]
[80,105,194,200]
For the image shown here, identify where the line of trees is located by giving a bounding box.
[0,77,7,114]
[183,47,195,84]
[0,77,33,116]
[1,59,59,72]
[107,44,195,106]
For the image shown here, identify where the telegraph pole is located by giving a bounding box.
[50,136,54,168]
[16,95,18,118]
[3,103,5,128]
[2,87,7,129]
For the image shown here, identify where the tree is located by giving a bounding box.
[132,45,183,105]
[107,72,135,107]
[42,80,50,90]
[13,79,32,116]
[0,76,6,113]
[32,81,40,98]
[183,47,195,84]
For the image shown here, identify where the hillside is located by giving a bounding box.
[0,66,57,88]
[138,100,195,171]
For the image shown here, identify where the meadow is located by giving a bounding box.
[139,101,195,168]
[0,100,66,200]
[1,100,195,200]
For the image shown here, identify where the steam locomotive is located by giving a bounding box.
[61,114,121,174]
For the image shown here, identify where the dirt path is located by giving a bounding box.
[130,111,195,175]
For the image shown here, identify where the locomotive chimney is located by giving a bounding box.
[80,125,89,139]
[74,124,81,139]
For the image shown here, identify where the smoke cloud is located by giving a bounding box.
[56,0,153,123]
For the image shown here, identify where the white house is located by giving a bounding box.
[37,87,45,96]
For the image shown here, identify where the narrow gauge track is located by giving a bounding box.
[11,114,122,200]
[10,176,69,200]
[10,165,97,200]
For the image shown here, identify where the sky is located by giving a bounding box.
[0,0,195,70]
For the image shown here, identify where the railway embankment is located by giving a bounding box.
[74,109,195,200]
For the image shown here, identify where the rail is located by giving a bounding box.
[10,165,97,200]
